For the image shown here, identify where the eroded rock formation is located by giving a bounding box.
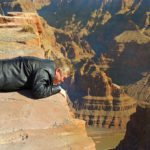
[63,59,137,129]
[38,0,150,99]
[114,102,150,150]
[124,73,150,102]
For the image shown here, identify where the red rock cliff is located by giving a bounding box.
[0,12,96,150]
[63,59,137,129]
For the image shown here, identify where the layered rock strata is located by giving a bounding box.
[114,102,150,150]
[74,95,137,128]
[0,12,43,59]
[63,59,137,129]
[0,12,42,35]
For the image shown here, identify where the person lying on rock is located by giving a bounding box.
[0,56,73,99]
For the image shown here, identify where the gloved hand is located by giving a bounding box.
[59,86,67,99]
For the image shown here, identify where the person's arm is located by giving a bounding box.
[31,68,61,99]
[59,86,67,98]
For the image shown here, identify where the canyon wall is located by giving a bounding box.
[0,12,95,150]
[63,59,137,129]
[114,102,150,150]
[0,0,50,15]
[38,0,150,103]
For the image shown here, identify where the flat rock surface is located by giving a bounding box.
[0,91,95,150]
[0,28,37,43]
[0,91,72,134]
[0,27,44,59]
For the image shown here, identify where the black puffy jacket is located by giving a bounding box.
[0,56,61,99]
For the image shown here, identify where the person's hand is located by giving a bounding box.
[59,88,67,99]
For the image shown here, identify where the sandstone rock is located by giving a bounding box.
[0,11,95,150]
[0,12,44,59]
[114,102,150,150]
[0,91,95,150]
[52,30,95,60]
[124,73,150,102]
[63,59,137,129]
[32,0,51,9]
[4,12,43,35]
[0,27,44,59]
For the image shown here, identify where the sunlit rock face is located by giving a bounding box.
[114,102,150,150]
[0,12,44,59]
[0,91,95,150]
[63,59,137,129]
[0,12,96,150]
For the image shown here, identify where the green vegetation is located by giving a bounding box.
[22,24,35,34]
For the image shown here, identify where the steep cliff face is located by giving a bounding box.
[0,0,50,14]
[40,18,95,60]
[38,0,136,28]
[0,12,96,150]
[63,59,137,128]
[124,73,150,102]
[31,0,51,9]
[114,102,150,150]
[0,0,36,15]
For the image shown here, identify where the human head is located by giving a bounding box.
[53,58,73,84]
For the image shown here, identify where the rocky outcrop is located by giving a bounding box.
[114,102,150,150]
[31,0,51,9]
[63,59,137,129]
[53,31,95,59]
[0,0,50,14]
[40,19,95,60]
[0,12,42,35]
[106,30,150,84]
[0,12,44,59]
[0,91,95,150]
[124,73,150,102]
[0,12,95,150]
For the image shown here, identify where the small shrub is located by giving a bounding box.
[22,24,35,34]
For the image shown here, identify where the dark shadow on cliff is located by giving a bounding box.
[17,89,36,99]
[106,41,150,85]
[86,13,135,55]
[0,90,36,100]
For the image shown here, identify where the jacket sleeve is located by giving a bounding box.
[31,68,61,99]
